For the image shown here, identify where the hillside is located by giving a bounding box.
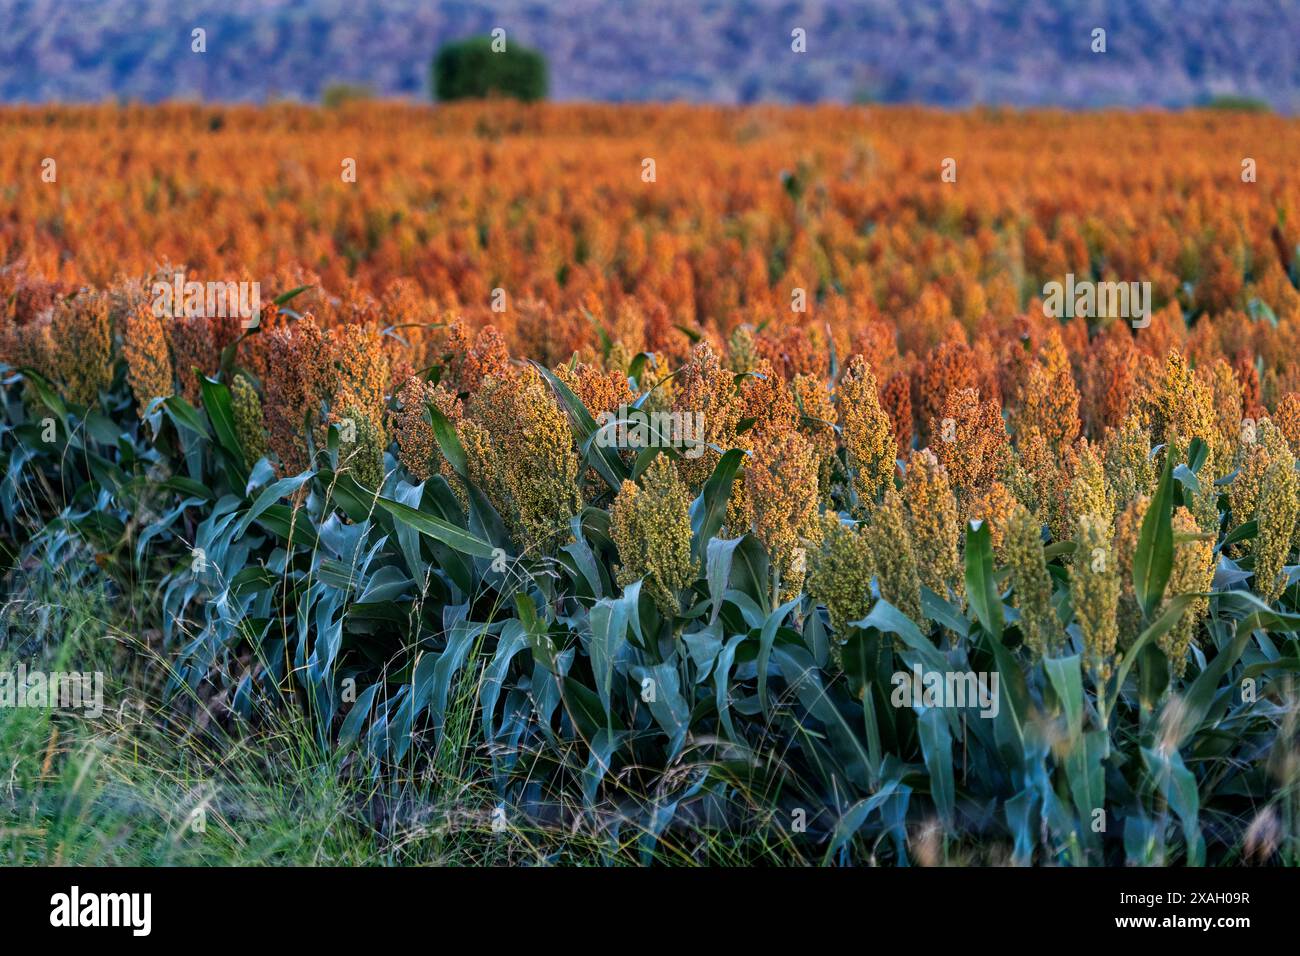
[1,0,1297,109]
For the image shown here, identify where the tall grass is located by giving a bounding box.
[0,566,751,865]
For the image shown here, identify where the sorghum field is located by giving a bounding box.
[3,102,1300,866]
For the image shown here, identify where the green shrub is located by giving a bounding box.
[322,83,374,108]
[432,36,547,103]
[1201,94,1271,112]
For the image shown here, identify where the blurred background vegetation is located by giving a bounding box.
[0,0,1296,110]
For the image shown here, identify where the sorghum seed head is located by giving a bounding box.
[839,354,898,511]
[1005,502,1064,657]
[609,455,696,618]
[903,448,963,600]
[1071,512,1120,683]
